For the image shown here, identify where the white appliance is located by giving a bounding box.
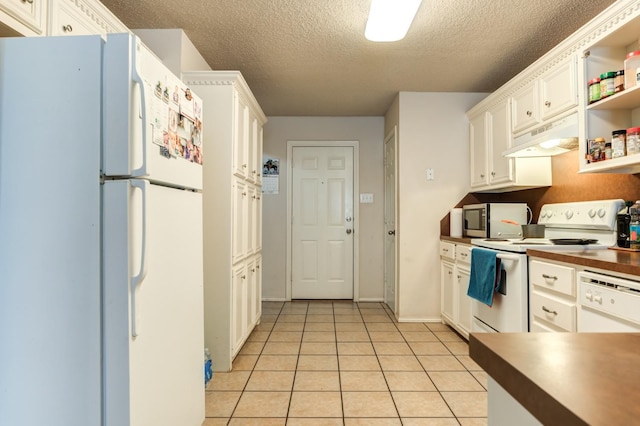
[578,271,640,332]
[470,199,625,333]
[0,34,205,426]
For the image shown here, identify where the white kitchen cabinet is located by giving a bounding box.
[511,81,539,134]
[511,55,578,135]
[440,240,472,339]
[184,71,266,371]
[48,0,127,38]
[441,259,455,325]
[0,0,46,36]
[540,55,578,121]
[469,110,489,188]
[528,258,577,332]
[468,99,551,193]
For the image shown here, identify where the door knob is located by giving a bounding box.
[388,230,395,235]
[346,229,352,235]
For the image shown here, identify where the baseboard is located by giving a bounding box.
[397,316,443,323]
[261,297,287,302]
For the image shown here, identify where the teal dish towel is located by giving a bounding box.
[467,248,503,307]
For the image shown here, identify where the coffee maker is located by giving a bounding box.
[617,201,634,248]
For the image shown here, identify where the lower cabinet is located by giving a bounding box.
[528,258,577,332]
[440,240,472,339]
[231,254,262,357]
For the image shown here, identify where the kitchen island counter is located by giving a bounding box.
[527,248,640,277]
[470,332,640,425]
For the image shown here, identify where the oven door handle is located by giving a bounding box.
[496,253,522,262]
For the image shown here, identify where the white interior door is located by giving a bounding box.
[291,146,354,299]
[384,129,398,313]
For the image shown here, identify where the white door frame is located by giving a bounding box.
[383,127,399,315]
[286,140,360,301]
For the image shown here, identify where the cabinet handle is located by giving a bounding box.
[251,268,256,272]
[461,252,468,257]
[252,170,257,174]
[542,274,558,281]
[242,164,247,169]
[545,101,551,107]
[256,265,260,269]
[22,0,34,4]
[526,110,532,117]
[241,275,246,280]
[542,306,558,316]
[480,173,485,178]
[62,24,73,33]
[242,192,247,196]
[491,171,496,176]
[252,195,256,199]
[257,196,261,200]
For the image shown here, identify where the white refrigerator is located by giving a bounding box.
[0,34,205,426]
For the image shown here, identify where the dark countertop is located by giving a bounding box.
[470,332,640,426]
[527,247,640,277]
[440,235,474,245]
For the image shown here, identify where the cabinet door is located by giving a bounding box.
[511,80,539,134]
[469,112,488,188]
[441,260,455,323]
[48,0,127,38]
[0,0,46,35]
[540,55,578,121]
[246,185,256,256]
[254,256,262,322]
[232,94,249,179]
[246,259,256,329]
[487,100,514,185]
[247,114,260,184]
[254,190,262,253]
[255,126,264,186]
[231,263,247,355]
[232,179,248,264]
[457,267,472,336]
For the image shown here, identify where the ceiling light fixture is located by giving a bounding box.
[365,0,422,42]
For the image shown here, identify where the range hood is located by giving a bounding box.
[503,112,579,158]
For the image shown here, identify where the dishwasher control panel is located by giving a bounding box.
[578,271,640,324]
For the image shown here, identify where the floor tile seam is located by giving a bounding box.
[354,303,403,420]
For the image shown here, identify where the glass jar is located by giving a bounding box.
[588,77,601,103]
[627,127,640,156]
[615,70,625,93]
[612,129,627,158]
[604,142,612,160]
[600,71,616,98]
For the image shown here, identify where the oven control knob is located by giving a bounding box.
[588,209,596,218]
[594,295,603,304]
[540,210,547,219]
[565,210,574,219]
[597,208,606,218]
[586,291,593,301]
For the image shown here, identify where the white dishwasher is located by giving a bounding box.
[578,271,640,332]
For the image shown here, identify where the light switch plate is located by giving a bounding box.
[426,168,435,181]
[360,193,374,203]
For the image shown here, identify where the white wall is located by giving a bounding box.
[388,92,488,321]
[262,117,385,301]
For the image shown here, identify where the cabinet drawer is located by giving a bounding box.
[530,291,576,331]
[439,241,455,260]
[456,245,471,264]
[529,259,575,296]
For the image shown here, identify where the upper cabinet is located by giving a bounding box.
[468,97,551,193]
[511,55,578,135]
[0,0,47,35]
[579,2,640,174]
[48,0,127,38]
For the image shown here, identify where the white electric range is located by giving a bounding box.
[469,198,625,333]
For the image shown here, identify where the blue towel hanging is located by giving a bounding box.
[467,248,504,307]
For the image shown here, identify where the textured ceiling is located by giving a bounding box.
[101,0,617,116]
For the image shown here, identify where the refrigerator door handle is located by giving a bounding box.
[130,41,147,178]
[130,179,148,337]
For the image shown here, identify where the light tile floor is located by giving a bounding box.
[204,301,487,425]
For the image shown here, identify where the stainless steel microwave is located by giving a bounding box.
[462,203,527,238]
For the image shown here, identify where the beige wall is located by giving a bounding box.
[262,117,385,301]
[389,92,488,321]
